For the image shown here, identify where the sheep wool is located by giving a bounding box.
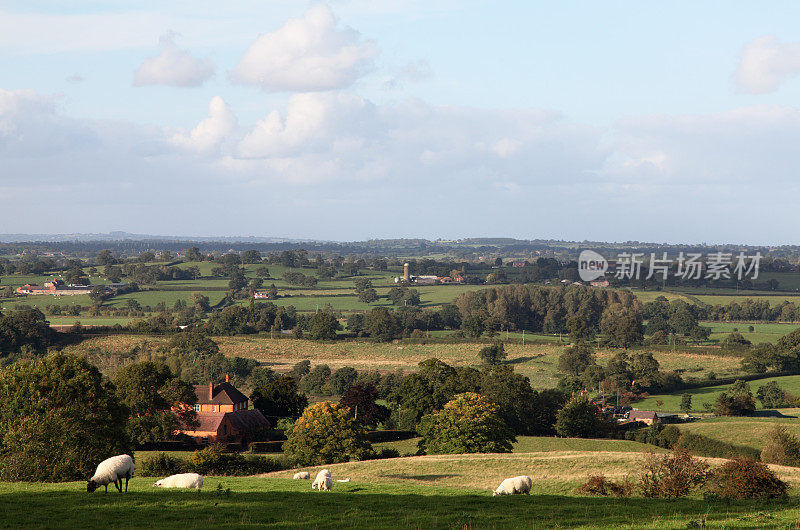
[87,455,134,493]
[153,473,204,489]
[493,476,533,496]
[312,469,332,492]
[293,472,311,480]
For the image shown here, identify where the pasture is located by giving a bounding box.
[3,452,800,528]
[63,334,745,389]
[702,321,799,345]
[635,374,800,412]
[676,415,800,452]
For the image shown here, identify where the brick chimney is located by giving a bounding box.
[208,382,213,400]
[225,373,229,383]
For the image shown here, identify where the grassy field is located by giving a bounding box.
[677,415,800,451]
[702,321,799,345]
[636,374,800,412]
[64,335,746,389]
[4,452,800,528]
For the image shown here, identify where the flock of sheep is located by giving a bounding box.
[85,454,533,497]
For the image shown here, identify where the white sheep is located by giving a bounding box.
[87,454,134,493]
[152,473,204,489]
[492,475,532,496]
[293,472,311,480]
[311,469,332,492]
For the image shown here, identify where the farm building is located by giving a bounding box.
[16,280,93,296]
[626,410,659,425]
[178,375,270,445]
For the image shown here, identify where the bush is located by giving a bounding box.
[676,432,760,460]
[140,453,186,477]
[639,448,709,498]
[577,474,633,497]
[761,424,800,467]
[187,444,248,475]
[705,458,788,500]
[378,448,400,459]
[478,342,506,365]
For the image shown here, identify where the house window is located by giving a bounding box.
[212,405,217,412]
[193,404,200,412]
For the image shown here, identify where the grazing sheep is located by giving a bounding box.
[492,475,532,496]
[152,473,204,489]
[87,455,134,493]
[293,472,311,480]
[312,469,332,492]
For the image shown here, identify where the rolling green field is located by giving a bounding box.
[635,374,800,412]
[4,452,800,528]
[676,415,800,451]
[703,321,799,345]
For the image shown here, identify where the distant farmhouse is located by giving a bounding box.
[15,280,128,296]
[394,262,464,285]
[179,376,270,445]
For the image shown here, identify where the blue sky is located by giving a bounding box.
[2,1,800,243]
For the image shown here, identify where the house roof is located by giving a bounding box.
[225,409,271,431]
[628,411,659,421]
[193,412,225,433]
[193,382,249,405]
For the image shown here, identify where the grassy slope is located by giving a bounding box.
[677,415,800,451]
[637,374,800,412]
[64,335,744,389]
[5,453,800,528]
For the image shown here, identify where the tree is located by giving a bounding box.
[330,367,359,395]
[722,332,752,350]
[113,361,197,444]
[358,288,379,304]
[761,424,800,467]
[300,364,332,394]
[558,342,597,376]
[418,392,515,454]
[756,381,788,408]
[0,353,132,481]
[97,249,116,266]
[715,380,756,416]
[555,395,604,438]
[251,376,308,425]
[479,342,506,365]
[308,311,340,340]
[89,286,108,303]
[679,393,692,414]
[600,304,644,349]
[339,383,391,428]
[364,307,401,341]
[185,247,203,261]
[283,402,373,465]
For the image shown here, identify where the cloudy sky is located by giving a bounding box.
[2,1,800,243]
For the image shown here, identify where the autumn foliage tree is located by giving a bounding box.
[283,402,373,466]
[417,392,515,454]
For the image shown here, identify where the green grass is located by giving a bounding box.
[677,415,800,451]
[5,454,800,528]
[703,321,799,345]
[636,374,800,412]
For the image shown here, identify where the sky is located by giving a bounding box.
[2,1,800,244]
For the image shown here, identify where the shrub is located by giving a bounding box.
[141,452,186,477]
[639,448,708,498]
[478,342,506,365]
[676,432,760,460]
[577,474,633,497]
[757,382,789,409]
[705,458,788,500]
[188,444,248,475]
[284,402,373,466]
[378,448,400,459]
[761,425,800,467]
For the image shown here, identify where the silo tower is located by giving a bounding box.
[403,263,410,282]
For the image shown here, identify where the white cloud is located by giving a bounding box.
[170,96,238,154]
[734,35,800,94]
[133,32,215,87]
[230,4,378,92]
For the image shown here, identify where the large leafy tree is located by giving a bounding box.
[339,383,391,428]
[113,361,197,445]
[418,392,515,454]
[308,311,340,340]
[283,402,372,465]
[554,395,605,438]
[251,375,308,425]
[0,353,132,481]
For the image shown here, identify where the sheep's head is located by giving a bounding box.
[492,490,501,496]
[152,481,163,487]
[87,480,99,493]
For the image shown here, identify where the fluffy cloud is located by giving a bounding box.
[230,4,377,92]
[734,35,800,94]
[133,32,215,87]
[171,96,237,154]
